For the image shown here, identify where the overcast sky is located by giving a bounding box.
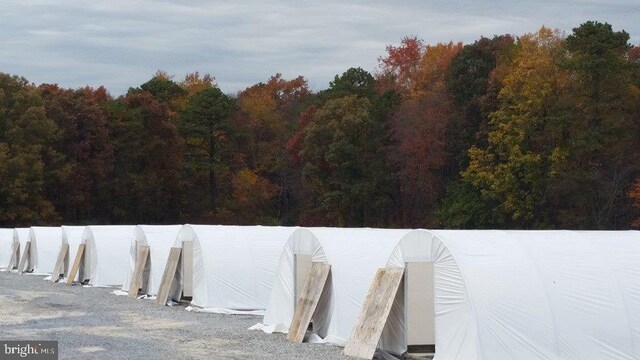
[1,0,638,96]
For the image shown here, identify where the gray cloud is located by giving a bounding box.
[1,0,638,96]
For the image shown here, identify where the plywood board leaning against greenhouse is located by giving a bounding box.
[128,245,150,298]
[287,262,331,343]
[156,247,181,305]
[343,267,404,359]
[51,243,69,282]
[17,241,31,273]
[66,244,85,285]
[7,245,19,270]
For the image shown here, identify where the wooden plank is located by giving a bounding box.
[6,244,19,270]
[287,262,331,343]
[182,241,193,298]
[156,247,182,305]
[128,245,150,299]
[66,244,85,285]
[294,254,313,305]
[50,243,69,282]
[17,241,31,274]
[343,267,405,359]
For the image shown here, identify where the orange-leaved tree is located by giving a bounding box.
[381,42,463,227]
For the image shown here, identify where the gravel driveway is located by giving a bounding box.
[0,272,346,359]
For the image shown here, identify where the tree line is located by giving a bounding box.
[1,21,640,229]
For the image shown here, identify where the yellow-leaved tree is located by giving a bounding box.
[463,27,569,227]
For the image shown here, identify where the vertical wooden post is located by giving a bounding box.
[17,241,31,274]
[156,247,182,305]
[51,243,69,282]
[66,244,86,285]
[128,245,150,299]
[343,267,405,359]
[287,262,331,343]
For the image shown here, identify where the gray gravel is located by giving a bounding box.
[0,271,346,360]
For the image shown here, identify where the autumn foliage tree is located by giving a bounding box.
[461,28,568,228]
[180,72,216,97]
[0,74,62,225]
[377,36,425,94]
[107,90,183,223]
[380,42,463,226]
[38,84,114,223]
[139,71,186,112]
[295,68,395,226]
[301,95,390,225]
[436,36,515,228]
[445,35,515,175]
[235,74,310,223]
[230,168,279,224]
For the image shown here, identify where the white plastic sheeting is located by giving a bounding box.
[172,225,298,313]
[13,228,30,270]
[417,230,640,360]
[81,225,136,287]
[61,226,86,280]
[263,229,640,360]
[413,229,640,360]
[122,225,183,296]
[28,227,62,274]
[0,228,13,269]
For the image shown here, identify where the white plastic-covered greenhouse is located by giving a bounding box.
[81,225,136,287]
[260,227,415,346]
[122,225,183,296]
[0,228,14,270]
[28,226,62,274]
[58,226,87,281]
[261,229,640,360]
[171,225,298,313]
